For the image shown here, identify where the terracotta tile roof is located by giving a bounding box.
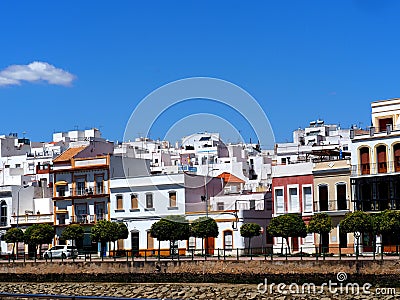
[217,172,245,184]
[53,146,87,163]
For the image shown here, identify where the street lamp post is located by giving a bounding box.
[16,185,29,228]
[354,231,361,259]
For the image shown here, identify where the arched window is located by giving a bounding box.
[0,200,7,226]
[336,183,347,210]
[376,145,387,173]
[359,147,370,175]
[393,144,400,172]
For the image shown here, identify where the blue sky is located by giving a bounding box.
[1,1,400,145]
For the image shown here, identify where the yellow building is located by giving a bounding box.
[313,158,354,254]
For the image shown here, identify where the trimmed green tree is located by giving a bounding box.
[340,211,373,255]
[267,214,307,254]
[114,222,129,255]
[91,220,118,256]
[190,216,219,255]
[150,215,190,257]
[4,228,24,258]
[240,223,261,254]
[24,224,54,257]
[377,210,400,249]
[307,213,333,253]
[61,224,84,247]
[150,219,171,258]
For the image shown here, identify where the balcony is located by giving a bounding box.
[354,199,400,212]
[351,161,400,176]
[53,187,109,199]
[313,199,351,215]
[10,214,53,225]
[73,187,108,197]
[70,214,106,224]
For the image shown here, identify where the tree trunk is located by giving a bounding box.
[319,233,322,254]
[285,237,291,254]
[248,237,252,255]
[12,242,15,259]
[201,238,204,256]
[158,240,161,261]
[281,238,284,255]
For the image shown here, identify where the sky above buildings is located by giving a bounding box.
[0,1,400,146]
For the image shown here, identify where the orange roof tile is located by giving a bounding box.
[53,146,87,163]
[217,172,245,184]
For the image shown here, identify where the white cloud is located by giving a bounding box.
[0,61,76,86]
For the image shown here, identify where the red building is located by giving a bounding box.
[271,162,314,253]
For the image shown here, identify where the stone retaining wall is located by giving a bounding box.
[0,260,399,286]
[2,259,400,275]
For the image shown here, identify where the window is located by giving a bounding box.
[275,188,284,213]
[223,231,233,250]
[0,201,7,226]
[319,185,328,211]
[249,200,256,210]
[377,145,387,173]
[169,192,177,207]
[116,195,123,210]
[303,186,313,212]
[394,144,400,172]
[117,239,124,250]
[337,184,347,210]
[217,202,224,211]
[58,187,66,197]
[95,203,105,221]
[96,177,104,194]
[146,193,153,209]
[76,181,85,195]
[147,231,154,249]
[75,203,87,223]
[304,233,314,243]
[378,117,393,132]
[131,194,138,209]
[188,237,196,250]
[170,240,178,255]
[281,158,286,165]
[58,214,66,225]
[288,187,299,212]
[15,164,21,168]
[360,147,370,175]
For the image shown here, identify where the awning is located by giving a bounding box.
[54,181,68,186]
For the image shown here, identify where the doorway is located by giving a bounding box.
[131,231,139,256]
[205,237,215,255]
[291,237,299,252]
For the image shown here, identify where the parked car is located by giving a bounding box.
[43,245,78,259]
